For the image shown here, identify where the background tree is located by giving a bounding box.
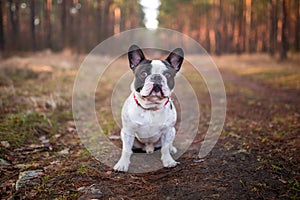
[295,0,300,51]
[0,0,4,52]
[280,0,288,60]
[0,0,298,57]
[269,0,278,56]
[158,0,299,57]
[1,0,144,55]
[30,0,35,51]
[8,0,19,50]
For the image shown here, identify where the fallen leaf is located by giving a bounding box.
[108,135,121,140]
[58,148,69,155]
[1,141,10,148]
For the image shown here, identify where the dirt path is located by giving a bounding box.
[0,52,299,199]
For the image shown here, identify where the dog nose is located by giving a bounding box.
[151,74,162,83]
[153,84,162,92]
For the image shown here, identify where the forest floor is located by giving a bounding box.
[0,51,299,200]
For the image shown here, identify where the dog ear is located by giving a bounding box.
[128,45,145,70]
[165,48,184,72]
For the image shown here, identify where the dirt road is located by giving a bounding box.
[0,52,299,199]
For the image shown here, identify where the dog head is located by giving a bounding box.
[128,45,184,100]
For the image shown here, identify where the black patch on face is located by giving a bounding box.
[133,60,152,92]
[161,61,177,90]
[161,60,170,67]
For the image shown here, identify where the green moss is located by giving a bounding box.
[0,110,70,156]
[0,113,48,145]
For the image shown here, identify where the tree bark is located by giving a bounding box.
[280,0,288,60]
[45,0,52,49]
[96,0,102,42]
[214,0,222,55]
[129,0,137,29]
[237,0,244,54]
[228,3,235,53]
[221,3,228,53]
[0,0,4,51]
[245,0,251,53]
[101,0,112,40]
[9,0,19,36]
[268,0,278,55]
[30,0,36,51]
[295,0,300,51]
[8,0,19,50]
[61,0,67,49]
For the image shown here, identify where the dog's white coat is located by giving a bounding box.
[113,59,179,172]
[151,60,168,73]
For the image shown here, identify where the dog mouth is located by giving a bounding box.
[140,83,166,98]
[152,84,163,95]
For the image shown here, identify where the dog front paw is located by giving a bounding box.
[113,159,130,172]
[162,158,179,168]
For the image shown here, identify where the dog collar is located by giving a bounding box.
[133,94,171,111]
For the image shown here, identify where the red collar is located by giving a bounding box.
[133,94,170,111]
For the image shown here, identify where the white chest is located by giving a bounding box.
[121,95,177,140]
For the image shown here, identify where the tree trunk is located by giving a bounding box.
[221,3,228,53]
[0,0,4,52]
[268,0,278,55]
[8,0,19,50]
[9,0,19,35]
[228,3,235,53]
[30,0,36,51]
[61,0,66,49]
[100,0,112,40]
[129,0,137,29]
[295,0,300,51]
[245,0,251,53]
[280,0,288,60]
[205,5,212,53]
[237,0,244,54]
[45,0,52,49]
[214,0,222,55]
[96,0,102,42]
[114,7,121,34]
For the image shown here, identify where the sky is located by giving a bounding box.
[139,0,161,29]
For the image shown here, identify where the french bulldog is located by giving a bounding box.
[113,45,184,172]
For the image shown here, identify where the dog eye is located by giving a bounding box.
[140,71,148,78]
[164,72,171,78]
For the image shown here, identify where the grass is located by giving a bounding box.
[0,112,50,150]
[0,56,75,159]
[0,110,74,157]
[239,67,300,89]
